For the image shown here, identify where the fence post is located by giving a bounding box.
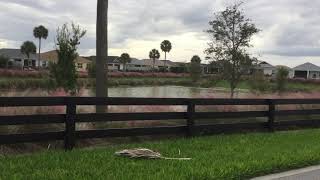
[65,102,76,150]
[187,101,195,137]
[268,99,275,132]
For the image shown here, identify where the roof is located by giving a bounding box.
[0,48,37,60]
[257,61,275,69]
[142,59,165,67]
[85,56,119,64]
[129,58,145,65]
[161,60,179,67]
[293,62,320,71]
[40,50,91,64]
[276,65,292,70]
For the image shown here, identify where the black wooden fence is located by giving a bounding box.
[0,97,320,150]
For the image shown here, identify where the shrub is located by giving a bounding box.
[87,61,96,78]
[0,55,9,68]
[190,55,202,82]
[275,67,289,92]
[249,71,270,92]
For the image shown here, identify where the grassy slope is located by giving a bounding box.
[1,129,320,179]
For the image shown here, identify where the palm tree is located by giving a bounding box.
[33,25,48,68]
[149,49,160,72]
[190,55,202,82]
[96,0,108,113]
[21,41,36,68]
[160,40,172,72]
[191,55,201,63]
[119,53,131,71]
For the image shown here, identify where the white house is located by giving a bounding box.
[123,58,150,71]
[293,62,320,79]
[0,48,38,69]
[256,61,276,76]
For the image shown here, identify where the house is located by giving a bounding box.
[142,59,181,71]
[84,56,121,71]
[124,58,150,72]
[142,59,165,70]
[0,48,38,69]
[40,50,91,72]
[293,62,320,79]
[256,61,276,76]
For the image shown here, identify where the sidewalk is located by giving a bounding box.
[252,165,320,180]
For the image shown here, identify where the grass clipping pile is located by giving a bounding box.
[115,148,191,160]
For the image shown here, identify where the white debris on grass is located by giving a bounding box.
[115,148,191,160]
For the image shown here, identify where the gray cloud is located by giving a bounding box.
[0,0,319,65]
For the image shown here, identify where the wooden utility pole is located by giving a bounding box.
[96,0,108,113]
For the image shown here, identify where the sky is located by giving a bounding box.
[0,0,319,67]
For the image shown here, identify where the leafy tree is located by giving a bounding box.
[0,55,9,68]
[205,3,260,98]
[87,61,96,78]
[275,67,289,92]
[119,53,131,71]
[50,23,86,94]
[149,49,160,72]
[21,41,37,67]
[160,40,172,72]
[190,55,202,82]
[96,0,108,113]
[33,25,48,68]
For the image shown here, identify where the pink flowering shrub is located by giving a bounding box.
[0,69,49,78]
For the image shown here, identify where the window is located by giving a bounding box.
[77,63,83,69]
[42,61,47,67]
[24,60,28,67]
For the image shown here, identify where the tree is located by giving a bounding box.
[149,49,160,72]
[205,3,260,98]
[0,55,9,68]
[50,23,86,94]
[119,53,131,71]
[33,25,48,68]
[87,61,96,78]
[275,67,289,92]
[21,41,37,68]
[190,55,202,82]
[96,0,108,113]
[160,40,172,72]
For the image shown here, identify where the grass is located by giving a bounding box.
[2,129,320,179]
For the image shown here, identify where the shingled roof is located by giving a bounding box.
[293,62,320,71]
[0,48,37,59]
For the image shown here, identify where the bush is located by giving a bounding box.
[249,71,270,92]
[190,55,202,82]
[275,67,289,92]
[0,55,9,68]
[0,69,49,78]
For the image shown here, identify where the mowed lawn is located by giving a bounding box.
[1,130,320,179]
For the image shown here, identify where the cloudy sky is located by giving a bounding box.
[0,0,319,67]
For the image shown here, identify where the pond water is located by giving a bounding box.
[85,86,248,98]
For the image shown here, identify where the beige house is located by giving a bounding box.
[40,50,91,72]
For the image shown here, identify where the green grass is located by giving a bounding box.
[2,129,320,179]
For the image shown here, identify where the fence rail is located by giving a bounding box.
[0,97,320,150]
